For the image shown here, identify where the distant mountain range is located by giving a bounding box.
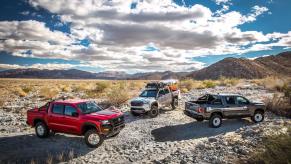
[1,51,290,80]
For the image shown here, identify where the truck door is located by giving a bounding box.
[222,96,242,117]
[47,103,65,132]
[235,96,251,116]
[163,88,172,105]
[157,89,167,107]
[62,104,80,134]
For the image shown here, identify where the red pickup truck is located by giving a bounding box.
[26,99,125,148]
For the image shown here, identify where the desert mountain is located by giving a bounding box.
[188,51,291,80]
[0,51,290,80]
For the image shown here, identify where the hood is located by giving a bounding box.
[84,106,123,120]
[251,101,265,105]
[131,97,156,103]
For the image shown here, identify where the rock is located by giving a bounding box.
[208,137,218,143]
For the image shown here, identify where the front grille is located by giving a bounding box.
[131,101,143,106]
[110,115,125,126]
[131,107,144,110]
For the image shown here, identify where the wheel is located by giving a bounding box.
[84,129,104,148]
[196,118,204,122]
[131,111,140,116]
[148,105,159,118]
[209,114,222,128]
[35,122,49,138]
[171,98,179,110]
[251,111,264,123]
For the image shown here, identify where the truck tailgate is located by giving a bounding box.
[185,101,201,112]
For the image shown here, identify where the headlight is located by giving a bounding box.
[144,101,150,104]
[101,120,110,125]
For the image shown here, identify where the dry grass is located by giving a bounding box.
[246,127,291,164]
[14,87,27,97]
[264,94,291,118]
[46,154,53,164]
[218,76,240,86]
[105,82,130,107]
[251,76,290,91]
[39,87,59,100]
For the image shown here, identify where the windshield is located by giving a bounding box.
[140,90,158,98]
[77,101,103,114]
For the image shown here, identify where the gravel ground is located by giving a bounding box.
[0,84,290,164]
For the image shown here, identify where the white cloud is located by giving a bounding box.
[0,1,289,72]
[0,63,76,70]
[214,0,231,5]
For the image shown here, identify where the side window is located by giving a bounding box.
[64,105,77,116]
[164,88,170,94]
[225,96,236,105]
[211,98,222,105]
[159,89,165,95]
[236,96,249,105]
[52,104,64,114]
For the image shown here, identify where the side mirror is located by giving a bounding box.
[72,112,79,117]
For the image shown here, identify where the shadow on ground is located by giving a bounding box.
[151,119,252,142]
[0,133,93,164]
[124,108,174,124]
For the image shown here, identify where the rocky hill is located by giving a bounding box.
[188,51,291,80]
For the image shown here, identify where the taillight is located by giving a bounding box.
[197,107,204,113]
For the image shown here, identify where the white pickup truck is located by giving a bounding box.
[130,80,180,117]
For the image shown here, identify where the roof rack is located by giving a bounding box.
[145,79,179,90]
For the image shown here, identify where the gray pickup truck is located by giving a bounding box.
[184,94,266,128]
[130,82,180,118]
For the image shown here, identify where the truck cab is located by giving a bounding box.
[27,99,125,148]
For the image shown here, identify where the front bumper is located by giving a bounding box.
[130,104,151,113]
[102,123,125,136]
[184,109,204,120]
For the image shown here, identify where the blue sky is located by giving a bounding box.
[0,0,290,73]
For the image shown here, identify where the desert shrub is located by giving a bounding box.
[179,79,203,91]
[39,87,59,100]
[202,80,217,88]
[105,83,130,107]
[95,81,110,92]
[60,84,71,92]
[21,86,33,93]
[264,94,291,118]
[84,81,111,98]
[218,76,240,86]
[0,99,4,107]
[129,81,145,90]
[254,76,287,91]
[14,87,27,97]
[247,127,291,164]
[181,88,189,93]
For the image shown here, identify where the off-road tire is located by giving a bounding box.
[148,105,159,118]
[251,111,264,123]
[35,122,49,138]
[209,114,222,128]
[131,111,140,116]
[171,98,179,110]
[84,129,104,148]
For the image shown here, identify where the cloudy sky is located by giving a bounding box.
[0,0,290,73]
